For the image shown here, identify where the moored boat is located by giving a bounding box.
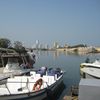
[0,52,36,75]
[80,59,100,79]
[0,67,64,100]
[80,59,100,68]
[80,67,100,79]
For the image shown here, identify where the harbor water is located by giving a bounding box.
[33,50,100,100]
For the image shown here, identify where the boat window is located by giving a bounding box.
[7,58,18,64]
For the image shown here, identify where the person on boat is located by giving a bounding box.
[85,57,90,63]
[27,50,36,68]
[33,78,43,91]
[20,63,26,69]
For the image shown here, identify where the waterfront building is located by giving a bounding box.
[35,40,39,49]
[64,44,69,48]
[39,44,43,49]
[45,44,49,49]
[53,42,59,49]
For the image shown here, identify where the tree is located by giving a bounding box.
[14,41,23,49]
[0,38,11,48]
[13,41,26,53]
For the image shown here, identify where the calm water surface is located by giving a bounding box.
[33,50,100,100]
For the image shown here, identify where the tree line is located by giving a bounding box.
[0,38,26,53]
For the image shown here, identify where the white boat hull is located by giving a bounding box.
[0,74,63,100]
[0,89,47,100]
[80,59,100,79]
[80,67,100,79]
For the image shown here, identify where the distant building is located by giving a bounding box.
[53,42,59,49]
[36,40,39,44]
[64,44,69,48]
[39,44,43,49]
[45,44,49,49]
[35,40,39,49]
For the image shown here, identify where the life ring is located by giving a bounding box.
[33,78,43,91]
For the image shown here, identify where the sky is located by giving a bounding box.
[0,0,100,47]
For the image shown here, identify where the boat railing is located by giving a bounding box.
[0,76,9,81]
[0,79,50,95]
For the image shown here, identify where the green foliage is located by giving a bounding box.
[13,41,27,53]
[68,44,87,48]
[14,41,23,49]
[0,38,11,48]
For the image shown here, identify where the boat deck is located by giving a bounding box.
[0,76,9,81]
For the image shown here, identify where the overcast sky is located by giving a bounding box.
[0,0,100,47]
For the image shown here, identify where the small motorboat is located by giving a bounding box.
[80,59,100,79]
[3,57,30,75]
[80,67,100,79]
[0,67,64,100]
[1,52,36,76]
[80,59,100,68]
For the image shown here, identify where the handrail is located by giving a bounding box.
[1,80,49,95]
[0,76,9,81]
[5,84,11,94]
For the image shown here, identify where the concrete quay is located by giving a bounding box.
[56,47,100,54]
